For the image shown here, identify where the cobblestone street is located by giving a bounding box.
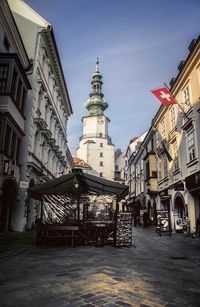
[0,227,200,307]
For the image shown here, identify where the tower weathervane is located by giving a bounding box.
[96,57,99,71]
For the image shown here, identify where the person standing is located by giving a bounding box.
[196,214,200,237]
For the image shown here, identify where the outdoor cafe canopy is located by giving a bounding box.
[29,169,129,201]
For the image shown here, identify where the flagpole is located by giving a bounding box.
[152,124,174,184]
[152,124,172,162]
[164,82,190,121]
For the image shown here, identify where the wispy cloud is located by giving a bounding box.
[26,0,200,153]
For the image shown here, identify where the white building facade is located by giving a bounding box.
[77,59,115,181]
[0,0,31,232]
[115,149,126,183]
[8,0,74,231]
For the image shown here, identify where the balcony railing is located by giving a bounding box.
[79,133,112,143]
[34,118,47,130]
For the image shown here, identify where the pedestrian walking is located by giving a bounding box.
[196,214,200,237]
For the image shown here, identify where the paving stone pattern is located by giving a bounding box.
[0,227,200,307]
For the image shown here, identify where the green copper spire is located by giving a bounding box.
[84,58,108,115]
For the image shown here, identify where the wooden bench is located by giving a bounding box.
[46,225,79,247]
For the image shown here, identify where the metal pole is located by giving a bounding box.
[164,82,190,121]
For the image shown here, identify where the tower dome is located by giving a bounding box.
[84,58,108,115]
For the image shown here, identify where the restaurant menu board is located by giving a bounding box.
[116,212,132,247]
[157,210,169,232]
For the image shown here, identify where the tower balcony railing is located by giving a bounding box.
[79,133,112,143]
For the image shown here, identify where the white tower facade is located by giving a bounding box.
[77,59,115,180]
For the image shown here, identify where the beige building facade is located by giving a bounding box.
[126,36,200,234]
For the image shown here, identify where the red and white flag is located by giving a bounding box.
[151,86,177,106]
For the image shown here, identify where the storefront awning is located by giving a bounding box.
[29,169,129,201]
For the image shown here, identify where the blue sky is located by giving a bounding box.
[26,0,200,155]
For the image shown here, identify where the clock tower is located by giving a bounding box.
[77,58,115,180]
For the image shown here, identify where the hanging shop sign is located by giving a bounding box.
[3,160,15,176]
[19,181,29,189]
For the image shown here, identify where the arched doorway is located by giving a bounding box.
[0,178,18,232]
[174,193,185,232]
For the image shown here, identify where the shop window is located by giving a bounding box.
[0,64,9,93]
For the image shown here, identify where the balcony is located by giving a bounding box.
[34,118,47,130]
[56,151,63,159]
[52,145,59,153]
[0,96,25,131]
[41,129,52,139]
[47,138,56,146]
[79,133,112,143]
[0,54,31,131]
